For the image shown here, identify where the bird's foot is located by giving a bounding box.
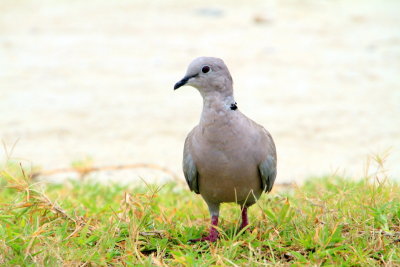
[189,215,219,243]
[189,232,219,243]
[190,222,247,242]
[239,222,249,231]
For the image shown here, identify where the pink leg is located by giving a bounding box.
[190,215,219,242]
[240,207,249,230]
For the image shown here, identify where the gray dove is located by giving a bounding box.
[174,57,277,242]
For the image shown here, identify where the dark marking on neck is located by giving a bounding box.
[230,102,238,110]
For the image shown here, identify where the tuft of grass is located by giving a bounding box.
[0,162,399,266]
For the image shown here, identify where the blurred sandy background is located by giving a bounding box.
[1,0,399,183]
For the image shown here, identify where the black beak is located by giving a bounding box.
[173,74,198,90]
[174,77,188,90]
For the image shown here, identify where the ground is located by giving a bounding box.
[0,163,399,265]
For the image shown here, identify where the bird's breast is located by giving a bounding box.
[192,124,263,205]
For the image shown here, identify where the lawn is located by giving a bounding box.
[0,162,399,266]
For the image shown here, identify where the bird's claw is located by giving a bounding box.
[189,233,219,243]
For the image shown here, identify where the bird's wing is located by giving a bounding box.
[259,155,277,192]
[257,128,277,193]
[183,129,200,194]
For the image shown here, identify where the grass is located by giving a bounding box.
[0,161,399,266]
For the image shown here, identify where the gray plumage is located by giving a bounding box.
[174,57,277,242]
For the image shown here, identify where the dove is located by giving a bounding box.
[174,57,277,242]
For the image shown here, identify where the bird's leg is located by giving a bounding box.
[190,202,220,242]
[189,215,219,242]
[240,206,249,230]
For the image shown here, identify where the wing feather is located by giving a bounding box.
[183,131,200,194]
[259,154,277,192]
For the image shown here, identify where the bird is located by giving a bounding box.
[174,57,277,242]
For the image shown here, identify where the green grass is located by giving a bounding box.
[0,162,399,266]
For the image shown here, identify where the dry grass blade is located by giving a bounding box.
[139,230,166,238]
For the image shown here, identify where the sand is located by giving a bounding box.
[1,0,399,184]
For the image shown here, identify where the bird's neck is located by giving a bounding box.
[199,91,237,126]
[202,91,236,112]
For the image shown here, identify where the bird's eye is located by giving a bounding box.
[201,66,210,73]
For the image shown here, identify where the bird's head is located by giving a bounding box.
[174,57,233,96]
